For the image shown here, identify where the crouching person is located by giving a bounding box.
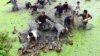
[78,10,92,29]
[30,3,39,15]
[35,11,55,31]
[64,16,73,36]
[27,30,40,48]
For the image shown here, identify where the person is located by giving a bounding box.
[52,23,65,38]
[52,23,73,38]
[75,1,80,15]
[5,0,19,11]
[37,0,45,8]
[30,3,39,15]
[64,16,73,36]
[11,0,19,11]
[27,30,39,45]
[55,3,63,17]
[25,2,32,9]
[63,2,69,12]
[35,11,55,30]
[78,10,92,29]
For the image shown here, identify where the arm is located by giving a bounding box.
[55,6,58,9]
[88,14,92,19]
[46,15,55,23]
[83,14,92,22]
[35,16,42,24]
[78,14,83,17]
[4,1,11,6]
[35,16,39,23]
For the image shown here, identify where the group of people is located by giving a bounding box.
[10,0,93,56]
[5,0,56,11]
[27,2,92,46]
[9,0,93,46]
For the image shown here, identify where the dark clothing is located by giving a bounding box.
[38,0,45,7]
[64,16,72,30]
[36,15,52,23]
[63,4,68,10]
[30,36,36,43]
[38,0,45,2]
[25,2,31,9]
[78,14,92,20]
[31,5,38,15]
[36,15,53,31]
[78,14,92,29]
[40,1,45,5]
[55,5,63,13]
[63,3,68,12]
[55,5,63,17]
[64,16,71,25]
[83,22,88,29]
[31,5,38,11]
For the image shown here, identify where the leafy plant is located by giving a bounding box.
[0,32,13,56]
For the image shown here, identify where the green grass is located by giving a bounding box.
[0,0,100,56]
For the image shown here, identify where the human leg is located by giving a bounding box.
[83,22,88,29]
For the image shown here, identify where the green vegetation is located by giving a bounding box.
[0,0,100,56]
[0,32,12,56]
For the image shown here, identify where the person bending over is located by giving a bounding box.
[64,16,73,36]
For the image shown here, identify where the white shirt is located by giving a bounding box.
[54,23,64,32]
[54,23,65,37]
[27,30,38,41]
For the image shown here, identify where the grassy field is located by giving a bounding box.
[0,0,100,56]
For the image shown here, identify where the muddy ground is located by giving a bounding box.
[0,0,100,56]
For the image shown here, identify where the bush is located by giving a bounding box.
[0,32,12,56]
